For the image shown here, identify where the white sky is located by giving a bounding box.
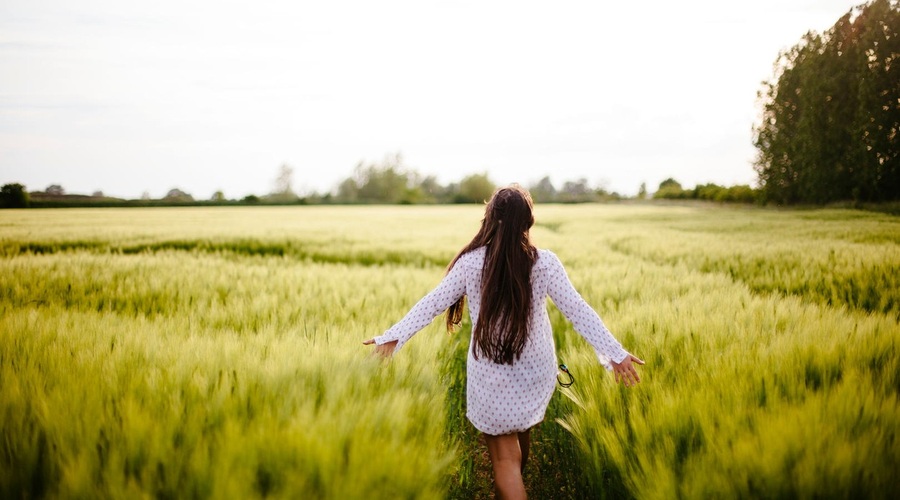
[1,0,862,199]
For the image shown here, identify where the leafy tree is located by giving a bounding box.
[416,175,443,204]
[694,183,727,201]
[654,178,685,199]
[336,178,359,203]
[269,164,298,203]
[725,185,757,203]
[456,173,495,203]
[1,183,30,208]
[164,188,193,202]
[211,190,226,203]
[353,153,411,204]
[530,176,557,202]
[849,0,900,200]
[754,0,900,203]
[45,184,65,196]
[637,182,648,200]
[558,178,595,203]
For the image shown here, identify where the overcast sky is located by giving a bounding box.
[1,0,862,199]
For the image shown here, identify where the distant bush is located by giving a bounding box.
[653,178,687,200]
[654,179,760,204]
[0,183,30,208]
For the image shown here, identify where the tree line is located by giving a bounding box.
[0,154,631,208]
[0,151,761,209]
[753,0,899,204]
[652,179,757,203]
[329,153,626,205]
[4,163,759,209]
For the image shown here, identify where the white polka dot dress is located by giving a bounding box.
[374,247,629,436]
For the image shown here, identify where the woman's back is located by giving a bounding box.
[375,245,628,435]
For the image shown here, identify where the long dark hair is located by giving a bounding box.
[445,185,537,364]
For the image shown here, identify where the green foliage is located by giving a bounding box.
[210,190,227,203]
[557,179,597,203]
[653,179,760,203]
[164,188,194,203]
[1,205,898,498]
[334,153,448,204]
[754,0,900,204]
[527,177,622,204]
[531,176,558,203]
[1,183,30,208]
[653,178,685,200]
[352,154,412,204]
[455,173,495,204]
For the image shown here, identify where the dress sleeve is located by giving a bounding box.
[545,252,629,370]
[373,259,468,353]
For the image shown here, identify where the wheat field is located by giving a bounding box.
[1,204,898,498]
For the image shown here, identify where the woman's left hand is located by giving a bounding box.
[612,354,645,387]
[363,338,397,358]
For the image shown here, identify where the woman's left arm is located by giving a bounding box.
[362,338,397,357]
[546,252,644,382]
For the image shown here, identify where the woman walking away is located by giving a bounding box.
[364,185,644,499]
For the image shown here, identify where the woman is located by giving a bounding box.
[364,185,643,499]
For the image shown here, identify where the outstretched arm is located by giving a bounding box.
[362,338,397,357]
[363,260,467,356]
[546,252,644,383]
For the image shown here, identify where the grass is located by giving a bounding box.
[1,204,898,498]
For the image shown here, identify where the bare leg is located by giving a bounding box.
[485,433,527,500]
[517,430,531,474]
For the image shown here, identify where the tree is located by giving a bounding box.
[353,153,411,204]
[558,178,596,203]
[456,173,495,203]
[725,185,757,203]
[270,164,298,202]
[45,184,64,196]
[530,176,557,202]
[1,183,30,208]
[416,175,443,204]
[211,190,226,203]
[654,178,685,199]
[637,182,648,200]
[336,178,359,203]
[164,188,194,202]
[753,0,900,203]
[694,183,727,201]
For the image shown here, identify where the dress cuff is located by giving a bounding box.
[597,347,629,371]
[374,334,405,352]
[610,348,629,364]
